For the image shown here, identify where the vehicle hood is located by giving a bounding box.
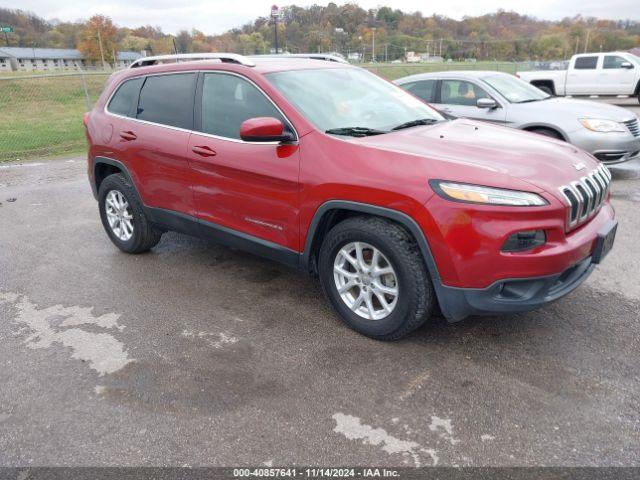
[352,119,601,194]
[512,97,636,123]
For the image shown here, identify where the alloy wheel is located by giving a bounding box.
[105,190,134,242]
[333,241,399,320]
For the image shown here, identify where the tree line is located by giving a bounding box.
[1,5,639,63]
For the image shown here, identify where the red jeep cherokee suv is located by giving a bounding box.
[85,53,617,340]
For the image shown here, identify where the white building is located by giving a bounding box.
[0,47,142,72]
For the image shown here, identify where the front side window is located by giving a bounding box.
[267,67,443,133]
[574,56,598,70]
[107,77,144,117]
[402,80,437,103]
[137,73,196,129]
[441,80,491,106]
[200,73,289,139]
[603,55,633,69]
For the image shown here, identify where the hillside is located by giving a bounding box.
[1,5,639,61]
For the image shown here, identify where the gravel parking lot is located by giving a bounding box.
[0,99,639,467]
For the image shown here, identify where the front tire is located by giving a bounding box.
[530,127,563,140]
[318,216,434,340]
[98,173,161,254]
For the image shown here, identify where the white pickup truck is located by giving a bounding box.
[517,52,640,103]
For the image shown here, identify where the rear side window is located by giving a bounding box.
[574,56,598,70]
[199,73,290,140]
[107,77,143,117]
[137,73,196,129]
[402,80,436,103]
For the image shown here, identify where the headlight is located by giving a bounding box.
[579,118,626,133]
[430,181,548,206]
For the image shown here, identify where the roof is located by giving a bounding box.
[394,70,509,83]
[0,47,141,61]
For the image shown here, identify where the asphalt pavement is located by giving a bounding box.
[0,101,639,467]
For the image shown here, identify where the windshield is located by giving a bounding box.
[483,74,551,103]
[266,67,444,134]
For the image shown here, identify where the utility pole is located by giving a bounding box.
[384,43,387,62]
[371,27,376,62]
[583,30,590,53]
[574,36,579,55]
[271,5,280,54]
[97,29,106,69]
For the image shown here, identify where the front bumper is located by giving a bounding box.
[567,129,640,165]
[436,255,595,321]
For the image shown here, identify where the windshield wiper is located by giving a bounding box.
[391,118,439,131]
[325,127,387,137]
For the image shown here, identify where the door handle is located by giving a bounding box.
[191,145,217,157]
[119,131,137,141]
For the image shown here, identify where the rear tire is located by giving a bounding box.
[537,85,553,95]
[318,216,434,340]
[98,173,161,254]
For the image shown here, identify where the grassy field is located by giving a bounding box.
[0,73,109,162]
[0,61,527,162]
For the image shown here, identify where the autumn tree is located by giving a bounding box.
[78,15,118,67]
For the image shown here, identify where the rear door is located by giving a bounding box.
[432,79,506,124]
[566,55,600,95]
[126,72,197,215]
[188,71,300,251]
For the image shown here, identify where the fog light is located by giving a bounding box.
[502,230,546,252]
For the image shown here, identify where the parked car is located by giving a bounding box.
[394,71,640,165]
[516,52,640,103]
[84,53,616,340]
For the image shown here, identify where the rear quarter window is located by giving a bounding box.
[136,73,196,129]
[107,77,143,117]
[402,80,437,103]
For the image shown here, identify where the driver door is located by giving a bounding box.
[433,79,507,124]
[188,72,301,251]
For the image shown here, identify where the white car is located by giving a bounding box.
[517,52,640,103]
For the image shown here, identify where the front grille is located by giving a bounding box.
[559,164,611,230]
[624,118,640,137]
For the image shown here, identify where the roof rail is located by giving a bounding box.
[249,53,349,64]
[129,53,256,69]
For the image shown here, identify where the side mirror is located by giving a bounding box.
[240,117,292,142]
[477,98,498,109]
[621,61,634,69]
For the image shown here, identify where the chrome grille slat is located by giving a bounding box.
[623,118,639,138]
[559,164,611,230]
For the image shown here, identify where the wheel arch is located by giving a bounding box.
[530,79,556,95]
[300,201,442,285]
[521,124,567,141]
[93,157,135,198]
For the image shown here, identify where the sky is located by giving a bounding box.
[8,0,640,35]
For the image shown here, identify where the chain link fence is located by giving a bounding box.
[0,72,110,162]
